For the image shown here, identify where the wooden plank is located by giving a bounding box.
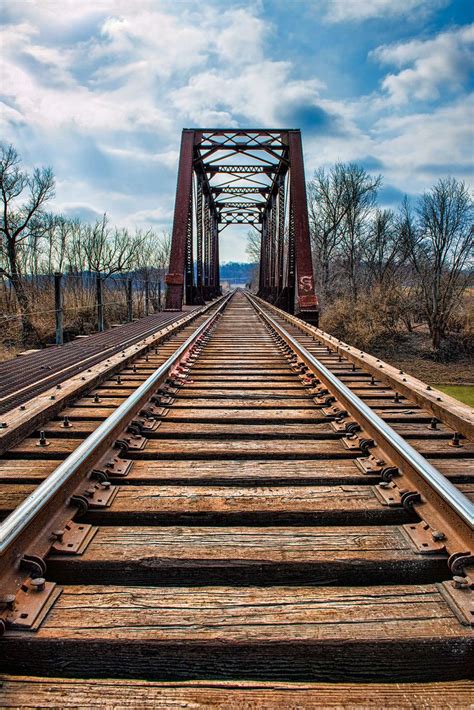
[139,437,474,459]
[192,370,292,377]
[47,525,448,586]
[119,459,371,485]
[0,484,35,516]
[1,585,471,681]
[171,398,312,408]
[90,387,140,397]
[37,419,457,441]
[3,456,471,486]
[73,396,128,407]
[85,484,412,525]
[190,375,297,381]
[37,421,336,438]
[183,382,304,390]
[134,438,351,458]
[0,460,59,481]
[1,677,473,709]
[62,407,328,422]
[175,389,307,397]
[6,434,473,460]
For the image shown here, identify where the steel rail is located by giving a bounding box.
[248,294,474,530]
[0,293,232,557]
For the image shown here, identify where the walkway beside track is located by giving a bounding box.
[0,307,199,415]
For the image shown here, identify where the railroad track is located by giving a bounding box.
[0,290,472,707]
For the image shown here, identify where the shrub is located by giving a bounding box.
[320,287,407,353]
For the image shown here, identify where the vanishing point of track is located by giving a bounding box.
[0,290,472,707]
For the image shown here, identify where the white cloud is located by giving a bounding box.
[372,95,474,190]
[323,0,448,23]
[214,9,267,64]
[372,24,474,104]
[92,10,210,80]
[1,1,472,254]
[99,145,179,168]
[171,62,324,125]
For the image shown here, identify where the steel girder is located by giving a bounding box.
[165,128,319,324]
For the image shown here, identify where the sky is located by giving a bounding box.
[1,0,473,261]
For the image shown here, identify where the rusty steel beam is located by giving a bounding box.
[165,130,195,310]
[287,131,319,325]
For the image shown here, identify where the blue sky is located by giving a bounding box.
[1,0,472,261]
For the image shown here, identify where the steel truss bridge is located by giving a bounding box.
[165,128,319,325]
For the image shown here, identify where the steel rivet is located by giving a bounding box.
[3,594,16,610]
[31,578,46,592]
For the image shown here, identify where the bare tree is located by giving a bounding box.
[308,163,381,302]
[308,164,349,300]
[0,144,55,342]
[401,179,474,349]
[246,229,261,263]
[363,208,406,288]
[339,165,381,301]
[79,215,141,276]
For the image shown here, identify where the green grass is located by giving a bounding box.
[436,385,474,408]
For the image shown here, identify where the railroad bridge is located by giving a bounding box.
[0,130,472,707]
[165,128,319,325]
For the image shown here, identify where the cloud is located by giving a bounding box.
[323,0,448,24]
[99,145,179,169]
[213,9,267,64]
[372,94,474,190]
[0,1,472,261]
[279,103,346,136]
[172,62,325,126]
[92,10,210,81]
[372,24,474,104]
[59,203,103,223]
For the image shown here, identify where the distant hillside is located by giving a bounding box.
[219,262,257,284]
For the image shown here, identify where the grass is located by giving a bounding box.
[436,385,474,408]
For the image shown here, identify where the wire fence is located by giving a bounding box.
[0,270,166,349]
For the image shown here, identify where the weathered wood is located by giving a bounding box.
[1,585,471,681]
[1,677,473,709]
[191,374,297,380]
[183,382,304,390]
[38,421,336,439]
[62,406,328,422]
[34,419,459,445]
[171,397,320,408]
[47,525,448,586]
[118,459,372,485]
[175,388,311,397]
[0,484,35,516]
[83,484,412,525]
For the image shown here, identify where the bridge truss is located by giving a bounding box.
[165,128,319,324]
